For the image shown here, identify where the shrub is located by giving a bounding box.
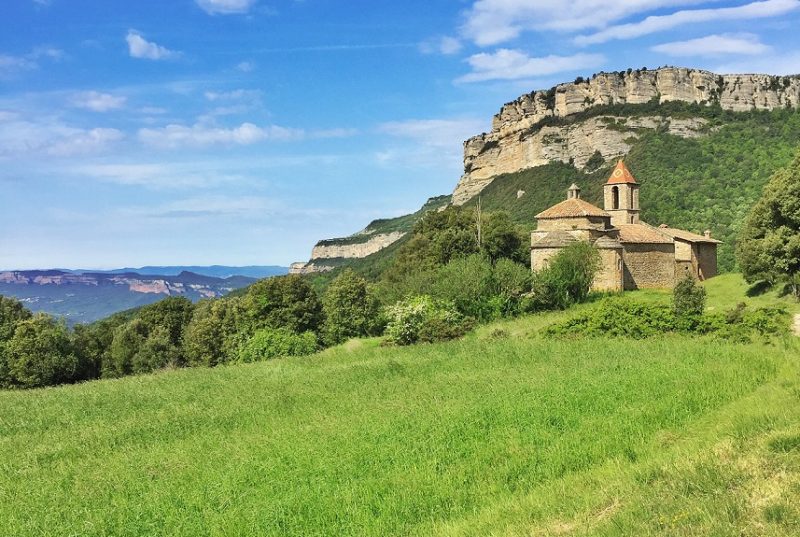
[384,296,470,346]
[545,296,789,342]
[430,255,498,321]
[492,258,533,316]
[322,269,382,345]
[673,274,706,317]
[530,242,600,310]
[239,327,318,363]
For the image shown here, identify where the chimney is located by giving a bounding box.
[704,230,711,238]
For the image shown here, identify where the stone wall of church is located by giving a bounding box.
[594,248,624,291]
[622,243,676,289]
[696,244,718,281]
[531,247,562,272]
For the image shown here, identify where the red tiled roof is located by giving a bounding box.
[535,198,611,219]
[660,227,722,244]
[617,223,673,244]
[606,160,638,185]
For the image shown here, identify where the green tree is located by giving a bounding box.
[106,319,148,378]
[243,275,323,334]
[322,269,380,345]
[5,314,78,388]
[0,295,32,342]
[737,149,800,298]
[138,296,195,349]
[481,211,529,265]
[183,298,246,367]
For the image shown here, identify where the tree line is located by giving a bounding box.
[0,207,599,390]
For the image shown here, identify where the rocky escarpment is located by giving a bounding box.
[289,232,406,274]
[453,67,800,205]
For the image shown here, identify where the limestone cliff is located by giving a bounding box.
[453,67,800,204]
[289,232,406,274]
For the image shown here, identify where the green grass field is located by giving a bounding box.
[1,275,799,536]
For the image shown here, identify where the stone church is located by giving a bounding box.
[531,161,719,291]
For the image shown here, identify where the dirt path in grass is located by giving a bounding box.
[793,314,800,336]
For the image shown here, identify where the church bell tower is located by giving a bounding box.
[603,160,640,226]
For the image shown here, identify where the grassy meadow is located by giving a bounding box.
[1,275,799,536]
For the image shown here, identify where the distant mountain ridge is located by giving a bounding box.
[0,266,287,324]
[50,265,288,279]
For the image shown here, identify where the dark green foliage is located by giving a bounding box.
[481,211,529,265]
[529,242,601,311]
[183,298,246,367]
[737,150,800,299]
[545,296,788,342]
[239,327,317,363]
[322,269,381,345]
[0,296,32,341]
[384,296,470,345]
[4,314,78,388]
[427,254,532,321]
[102,297,195,377]
[243,275,323,334]
[138,297,195,349]
[673,274,707,317]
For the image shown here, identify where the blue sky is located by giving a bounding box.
[2,0,799,269]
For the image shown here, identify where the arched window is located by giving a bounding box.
[611,186,619,209]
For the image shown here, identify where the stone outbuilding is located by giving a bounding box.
[531,161,720,291]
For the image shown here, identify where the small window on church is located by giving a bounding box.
[611,186,619,210]
[629,215,634,224]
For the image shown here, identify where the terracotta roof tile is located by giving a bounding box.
[617,223,673,244]
[660,227,722,244]
[532,231,578,248]
[606,160,638,185]
[535,198,610,219]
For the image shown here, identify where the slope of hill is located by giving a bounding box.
[69,265,289,279]
[1,276,798,536]
[291,195,450,274]
[0,270,261,324]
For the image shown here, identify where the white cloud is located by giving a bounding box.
[196,0,257,15]
[126,30,179,60]
[71,91,127,112]
[0,117,124,158]
[714,51,800,75]
[576,0,800,45]
[236,61,255,72]
[419,36,463,55]
[377,118,487,169]
[204,89,261,101]
[0,47,63,76]
[75,163,247,189]
[460,0,708,46]
[652,34,772,57]
[456,49,604,83]
[138,122,302,148]
[47,128,125,157]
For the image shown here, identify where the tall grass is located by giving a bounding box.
[1,330,797,535]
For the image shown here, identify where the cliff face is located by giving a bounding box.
[453,67,800,205]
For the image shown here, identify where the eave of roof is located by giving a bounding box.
[660,227,722,244]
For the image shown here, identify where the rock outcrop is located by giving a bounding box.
[289,232,406,274]
[453,67,800,205]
